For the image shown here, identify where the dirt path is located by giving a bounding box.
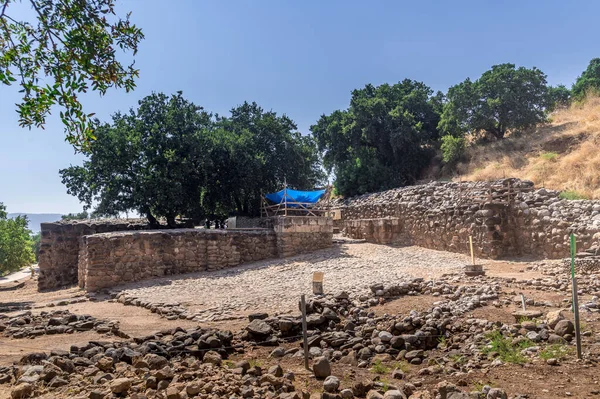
[0,331,117,366]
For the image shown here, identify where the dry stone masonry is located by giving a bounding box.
[78,229,278,291]
[323,178,600,260]
[37,219,149,290]
[39,216,333,292]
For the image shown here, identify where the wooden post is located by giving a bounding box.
[570,234,582,359]
[301,294,309,370]
[469,236,475,266]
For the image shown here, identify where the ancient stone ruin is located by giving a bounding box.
[39,216,333,291]
[38,177,600,292]
[322,178,600,261]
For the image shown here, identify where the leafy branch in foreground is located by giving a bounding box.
[0,0,144,150]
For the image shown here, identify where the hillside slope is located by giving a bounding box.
[448,96,600,199]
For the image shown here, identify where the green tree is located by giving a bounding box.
[203,102,324,218]
[0,203,35,274]
[440,134,465,164]
[572,58,600,100]
[0,0,144,150]
[61,210,89,220]
[61,92,212,227]
[31,231,40,262]
[547,85,571,111]
[60,93,324,225]
[311,79,441,196]
[440,63,550,140]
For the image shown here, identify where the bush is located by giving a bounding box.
[441,135,465,163]
[0,203,35,275]
[559,191,589,200]
[31,232,41,263]
[540,152,559,161]
[481,330,532,364]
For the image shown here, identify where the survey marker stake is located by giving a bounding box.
[300,294,309,370]
[570,233,582,359]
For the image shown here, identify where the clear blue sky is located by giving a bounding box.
[1,0,599,213]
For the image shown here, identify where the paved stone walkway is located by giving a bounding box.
[116,241,468,320]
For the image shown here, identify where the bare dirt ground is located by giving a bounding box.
[3,241,599,398]
[1,242,473,366]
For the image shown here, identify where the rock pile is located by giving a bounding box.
[0,310,123,339]
[2,272,594,398]
[1,325,247,398]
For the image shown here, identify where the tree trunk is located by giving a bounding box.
[166,215,177,228]
[145,211,160,228]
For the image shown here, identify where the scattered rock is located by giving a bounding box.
[312,356,331,379]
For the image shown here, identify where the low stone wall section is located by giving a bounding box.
[344,218,403,245]
[76,216,333,291]
[38,219,149,290]
[273,216,333,257]
[79,229,278,291]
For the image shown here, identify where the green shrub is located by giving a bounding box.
[559,191,589,200]
[540,151,559,161]
[441,135,466,164]
[481,330,528,364]
[370,359,390,374]
[0,203,35,275]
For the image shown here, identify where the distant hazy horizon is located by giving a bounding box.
[7,213,63,233]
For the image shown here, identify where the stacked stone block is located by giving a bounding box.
[326,179,600,260]
[38,219,148,290]
[272,216,333,258]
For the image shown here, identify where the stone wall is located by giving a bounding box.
[38,219,149,290]
[78,229,278,291]
[512,189,600,258]
[273,216,334,258]
[344,218,402,244]
[226,216,268,229]
[37,216,333,292]
[324,179,600,260]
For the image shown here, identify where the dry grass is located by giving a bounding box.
[455,95,600,198]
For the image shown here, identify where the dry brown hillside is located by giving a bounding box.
[449,95,600,199]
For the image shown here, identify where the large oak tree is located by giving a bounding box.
[311,80,442,197]
[60,92,324,226]
[439,63,549,140]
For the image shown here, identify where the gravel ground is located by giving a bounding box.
[116,239,469,320]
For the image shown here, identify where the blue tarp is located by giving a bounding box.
[265,188,326,207]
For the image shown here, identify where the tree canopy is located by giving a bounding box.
[311,80,441,196]
[439,63,549,140]
[60,92,323,226]
[547,85,571,111]
[572,58,600,101]
[0,203,35,274]
[61,210,89,220]
[0,0,143,150]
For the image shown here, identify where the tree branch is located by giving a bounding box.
[28,0,67,47]
[0,0,9,19]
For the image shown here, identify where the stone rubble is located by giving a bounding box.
[0,310,125,339]
[2,270,598,398]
